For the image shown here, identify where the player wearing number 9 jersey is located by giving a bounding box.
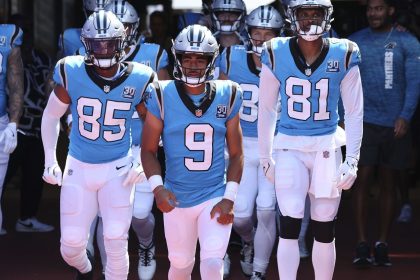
[141,25,243,280]
[41,10,155,280]
[258,0,363,279]
[218,5,283,279]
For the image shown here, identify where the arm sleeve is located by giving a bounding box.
[400,35,420,121]
[340,66,364,160]
[258,63,280,160]
[41,92,69,166]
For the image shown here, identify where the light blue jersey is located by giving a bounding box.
[77,43,167,146]
[219,45,260,138]
[261,37,361,136]
[0,24,23,117]
[59,28,82,57]
[53,55,155,163]
[145,80,242,207]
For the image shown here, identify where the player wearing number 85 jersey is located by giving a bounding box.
[41,10,155,280]
[218,5,283,279]
[258,0,363,279]
[141,24,243,280]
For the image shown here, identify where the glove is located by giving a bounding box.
[118,157,146,187]
[260,157,275,184]
[0,122,17,154]
[42,163,63,186]
[335,157,358,191]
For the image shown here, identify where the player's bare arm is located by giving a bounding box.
[7,47,24,123]
[211,114,244,225]
[141,110,177,213]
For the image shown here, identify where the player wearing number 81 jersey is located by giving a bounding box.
[218,5,283,279]
[141,24,243,280]
[41,10,155,280]
[258,0,364,279]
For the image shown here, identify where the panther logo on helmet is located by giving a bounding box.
[172,25,219,86]
[81,10,126,68]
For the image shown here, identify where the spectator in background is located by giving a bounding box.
[145,11,172,54]
[3,14,54,233]
[350,0,420,267]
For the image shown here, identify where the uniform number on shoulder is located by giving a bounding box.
[77,97,131,142]
[285,77,330,121]
[184,123,214,171]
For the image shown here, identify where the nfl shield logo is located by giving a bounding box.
[195,109,203,117]
[305,68,312,76]
[103,85,111,93]
[323,151,330,158]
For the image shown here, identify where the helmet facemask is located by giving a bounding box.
[82,37,125,69]
[288,4,333,41]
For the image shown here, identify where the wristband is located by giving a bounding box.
[148,175,163,192]
[223,181,239,202]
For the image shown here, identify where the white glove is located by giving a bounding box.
[118,157,146,187]
[335,156,358,191]
[42,163,63,186]
[260,158,275,184]
[0,122,17,154]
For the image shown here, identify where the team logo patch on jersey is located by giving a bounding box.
[216,105,227,118]
[122,86,136,99]
[326,60,340,72]
[0,36,6,46]
[103,85,111,93]
[384,42,397,50]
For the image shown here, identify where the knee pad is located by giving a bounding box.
[169,253,195,269]
[103,220,129,240]
[279,215,302,240]
[256,191,276,211]
[133,199,153,219]
[312,203,337,221]
[233,194,251,217]
[311,219,335,243]
[61,226,86,247]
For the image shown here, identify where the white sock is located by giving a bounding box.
[200,258,224,280]
[277,238,300,280]
[253,210,276,273]
[312,239,336,280]
[233,216,255,243]
[131,214,155,246]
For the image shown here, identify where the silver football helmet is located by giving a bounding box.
[211,0,246,35]
[105,0,139,46]
[246,5,284,55]
[287,0,333,41]
[172,25,219,86]
[83,0,110,18]
[81,10,126,68]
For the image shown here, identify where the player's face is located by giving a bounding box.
[366,0,394,30]
[249,28,277,47]
[88,39,119,59]
[295,7,325,32]
[181,53,209,78]
[216,11,240,25]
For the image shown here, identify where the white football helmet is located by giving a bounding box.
[172,25,219,86]
[105,0,139,46]
[211,0,246,35]
[246,5,284,55]
[81,10,126,68]
[287,0,333,41]
[83,0,110,18]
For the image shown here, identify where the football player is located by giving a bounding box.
[218,5,283,279]
[258,0,363,279]
[141,24,244,280]
[0,15,24,236]
[41,10,154,280]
